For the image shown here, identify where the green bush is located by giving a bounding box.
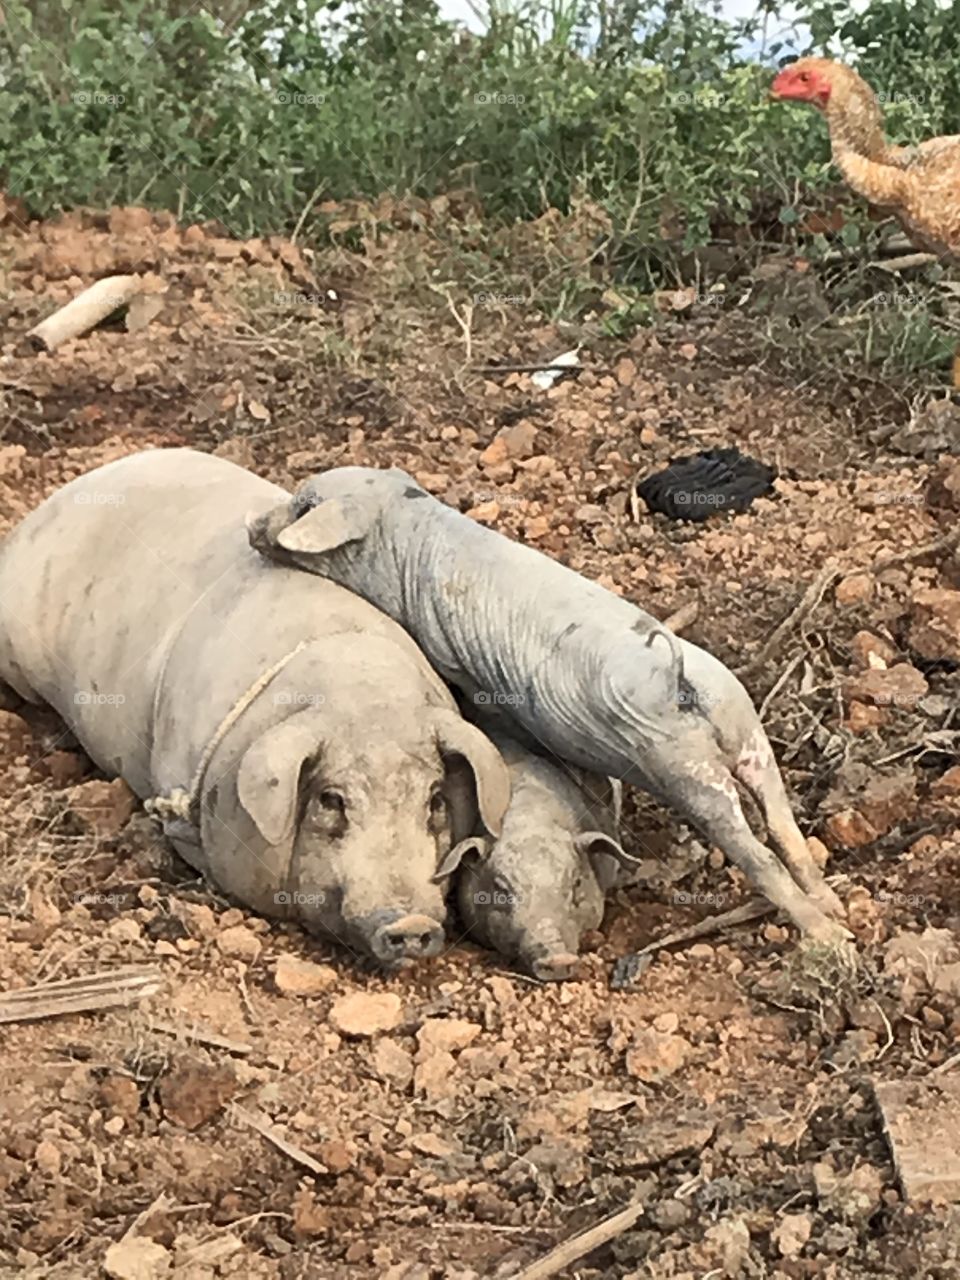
[2,0,958,242]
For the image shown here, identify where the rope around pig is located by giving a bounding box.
[144,640,310,829]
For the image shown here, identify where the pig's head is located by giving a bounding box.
[435,768,637,981]
[247,467,425,584]
[217,700,509,969]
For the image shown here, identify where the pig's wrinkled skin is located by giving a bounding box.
[249,466,851,946]
[0,450,509,968]
[437,726,632,980]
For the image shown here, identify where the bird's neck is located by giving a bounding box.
[823,74,891,162]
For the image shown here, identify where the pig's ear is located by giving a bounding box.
[433,836,488,882]
[236,719,319,846]
[274,495,376,556]
[575,831,642,891]
[434,710,511,839]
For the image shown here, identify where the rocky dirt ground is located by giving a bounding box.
[0,204,959,1278]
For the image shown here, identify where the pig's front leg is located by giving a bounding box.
[734,730,846,921]
[643,753,853,945]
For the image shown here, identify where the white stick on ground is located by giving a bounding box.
[509,1198,646,1280]
[27,275,142,353]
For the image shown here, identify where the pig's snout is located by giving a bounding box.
[529,950,582,983]
[368,912,446,965]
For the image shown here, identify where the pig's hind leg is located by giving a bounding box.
[644,750,851,944]
[733,729,846,921]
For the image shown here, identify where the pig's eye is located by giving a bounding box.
[427,788,447,831]
[493,876,511,896]
[319,790,345,814]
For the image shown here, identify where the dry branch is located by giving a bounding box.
[510,1198,645,1280]
[27,275,142,353]
[147,1019,253,1056]
[231,1104,328,1176]
[0,965,163,1024]
[662,601,699,634]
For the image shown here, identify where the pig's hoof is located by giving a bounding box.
[812,884,847,921]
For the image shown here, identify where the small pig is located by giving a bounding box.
[436,729,633,981]
[0,449,509,968]
[249,466,850,946]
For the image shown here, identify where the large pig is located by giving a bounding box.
[0,450,508,967]
[249,466,851,946]
[437,724,633,981]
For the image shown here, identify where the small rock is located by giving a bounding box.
[500,421,538,459]
[933,766,960,797]
[859,772,917,835]
[100,1075,141,1120]
[274,954,338,997]
[318,1139,355,1174]
[478,437,509,468]
[329,991,402,1037]
[67,779,137,838]
[103,1238,171,1280]
[372,1037,414,1088]
[523,515,550,540]
[624,1028,691,1081]
[216,924,261,962]
[836,573,874,606]
[159,1062,237,1130]
[411,1132,458,1159]
[844,700,887,733]
[813,1161,883,1220]
[34,1140,61,1176]
[413,1050,458,1098]
[908,589,960,662]
[173,900,217,939]
[844,664,928,709]
[416,1018,481,1056]
[615,356,637,386]
[824,809,878,849]
[107,918,142,944]
[0,709,32,752]
[466,500,501,524]
[772,1212,812,1259]
[851,630,898,669]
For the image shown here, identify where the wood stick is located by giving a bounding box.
[510,1198,645,1280]
[630,899,774,958]
[662,601,699,634]
[735,563,840,678]
[0,966,163,1024]
[27,275,142,353]
[230,1104,328,1176]
[147,1020,253,1056]
[472,363,584,375]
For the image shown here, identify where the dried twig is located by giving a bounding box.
[873,526,960,572]
[509,1198,645,1280]
[473,362,586,375]
[629,899,775,958]
[662,601,699,634]
[758,651,805,722]
[230,1104,328,1176]
[0,966,164,1025]
[736,563,840,678]
[147,1020,253,1056]
[931,1051,960,1077]
[27,275,142,353]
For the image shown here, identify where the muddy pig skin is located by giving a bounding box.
[0,448,509,967]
